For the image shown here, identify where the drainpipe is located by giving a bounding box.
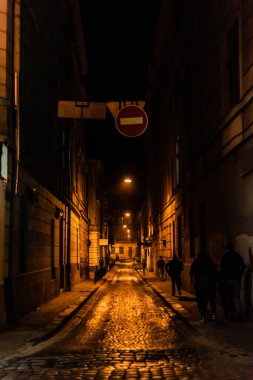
[66,127,72,291]
[87,218,91,279]
[86,161,90,279]
[5,0,20,326]
[66,200,71,291]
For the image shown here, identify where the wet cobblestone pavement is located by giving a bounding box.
[0,349,203,379]
[0,262,253,379]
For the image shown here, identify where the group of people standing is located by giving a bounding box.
[157,243,246,323]
[190,243,246,322]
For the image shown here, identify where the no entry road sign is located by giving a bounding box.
[115,105,148,137]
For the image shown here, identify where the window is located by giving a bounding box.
[227,18,240,107]
[76,228,79,270]
[199,202,206,252]
[59,218,64,289]
[19,198,28,272]
[171,157,175,192]
[173,0,180,37]
[177,215,183,259]
[51,219,56,279]
[175,136,180,186]
[168,223,172,256]
[172,221,176,255]
[189,209,195,258]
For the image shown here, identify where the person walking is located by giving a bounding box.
[157,256,166,281]
[142,256,146,275]
[165,254,183,296]
[99,257,104,268]
[190,251,218,322]
[220,243,246,321]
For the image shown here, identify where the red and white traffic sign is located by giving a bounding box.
[115,105,148,137]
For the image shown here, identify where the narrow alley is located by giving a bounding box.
[1,1,253,378]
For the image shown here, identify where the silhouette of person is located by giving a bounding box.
[157,256,166,280]
[190,251,218,322]
[165,254,183,296]
[220,243,246,321]
[99,258,104,268]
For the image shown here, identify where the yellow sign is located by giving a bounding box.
[58,101,106,120]
[99,239,108,246]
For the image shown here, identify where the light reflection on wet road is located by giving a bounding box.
[51,262,185,353]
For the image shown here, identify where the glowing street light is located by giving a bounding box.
[124,177,132,183]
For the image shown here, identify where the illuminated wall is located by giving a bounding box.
[0,0,13,328]
[0,0,90,326]
[0,0,11,140]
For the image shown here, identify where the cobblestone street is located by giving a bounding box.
[0,262,253,379]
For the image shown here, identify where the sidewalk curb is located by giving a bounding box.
[135,268,199,334]
[33,287,98,344]
[34,270,114,345]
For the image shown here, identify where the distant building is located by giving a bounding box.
[109,209,138,260]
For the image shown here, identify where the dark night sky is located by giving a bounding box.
[80,1,160,101]
[79,1,161,211]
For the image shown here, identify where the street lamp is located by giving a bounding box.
[124,177,132,183]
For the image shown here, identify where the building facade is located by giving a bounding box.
[0,0,92,327]
[145,0,253,318]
